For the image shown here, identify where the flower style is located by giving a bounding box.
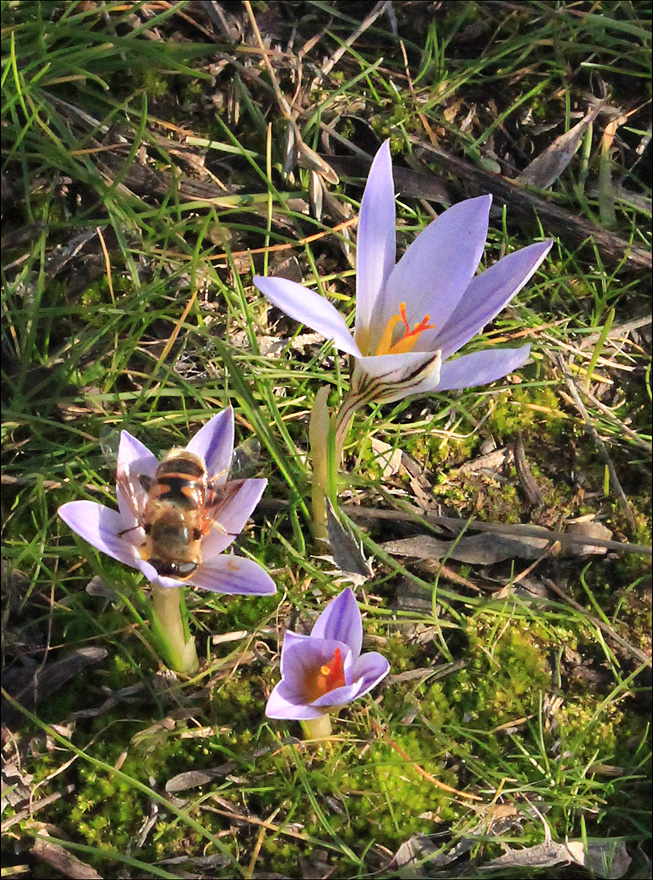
[58,409,276,596]
[254,141,552,406]
[266,588,389,721]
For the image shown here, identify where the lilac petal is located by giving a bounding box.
[353,350,442,405]
[355,349,438,383]
[254,275,361,358]
[435,241,553,359]
[199,478,268,559]
[281,638,353,693]
[436,345,531,392]
[185,409,234,480]
[265,680,326,720]
[280,631,312,677]
[356,141,396,348]
[188,554,277,595]
[116,431,158,526]
[350,651,390,698]
[311,681,364,708]
[117,430,158,475]
[58,501,139,568]
[310,588,362,658]
[376,195,492,352]
[137,559,181,589]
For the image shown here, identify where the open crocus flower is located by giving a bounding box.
[266,588,389,727]
[58,409,276,596]
[254,141,552,406]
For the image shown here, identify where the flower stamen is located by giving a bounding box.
[375,302,435,355]
[304,647,346,701]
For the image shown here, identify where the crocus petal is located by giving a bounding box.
[350,651,391,698]
[117,430,158,476]
[435,345,531,392]
[355,349,438,383]
[265,680,326,720]
[116,431,158,527]
[185,408,233,480]
[137,559,181,589]
[58,501,139,568]
[199,478,268,560]
[311,681,364,708]
[375,195,492,351]
[280,631,312,677]
[435,241,553,359]
[355,140,396,348]
[310,588,362,659]
[374,352,443,404]
[281,639,353,694]
[254,275,361,358]
[187,554,277,595]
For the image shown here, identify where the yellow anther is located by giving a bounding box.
[375,302,435,356]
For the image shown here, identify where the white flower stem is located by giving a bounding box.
[301,714,333,740]
[150,584,198,674]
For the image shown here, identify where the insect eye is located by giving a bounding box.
[176,562,197,578]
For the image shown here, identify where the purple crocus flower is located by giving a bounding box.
[254,141,552,404]
[266,588,389,721]
[58,409,276,596]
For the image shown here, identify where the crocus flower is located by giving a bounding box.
[266,588,389,722]
[254,141,552,405]
[58,409,276,596]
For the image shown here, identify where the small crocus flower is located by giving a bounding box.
[58,409,276,597]
[254,141,552,405]
[266,588,389,725]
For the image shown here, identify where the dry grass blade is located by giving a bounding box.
[558,356,638,532]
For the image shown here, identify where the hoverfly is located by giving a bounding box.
[116,446,246,581]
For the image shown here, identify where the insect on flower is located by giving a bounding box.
[58,409,277,595]
[118,446,245,581]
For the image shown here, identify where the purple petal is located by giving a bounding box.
[352,351,442,405]
[350,651,390,698]
[435,241,553,359]
[355,141,396,350]
[311,681,364,708]
[188,554,277,595]
[58,501,139,568]
[116,431,158,526]
[436,345,531,392]
[265,680,326,720]
[281,638,353,693]
[310,588,362,658]
[185,409,234,479]
[117,430,158,475]
[375,195,491,352]
[355,349,438,383]
[253,275,361,358]
[280,631,312,677]
[137,559,182,589]
[199,478,268,559]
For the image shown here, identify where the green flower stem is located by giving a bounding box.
[150,584,198,674]
[309,386,331,541]
[301,714,333,740]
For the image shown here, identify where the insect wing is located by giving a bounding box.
[201,478,248,536]
[116,457,151,527]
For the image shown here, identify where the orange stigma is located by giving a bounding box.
[303,648,346,702]
[375,302,435,355]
